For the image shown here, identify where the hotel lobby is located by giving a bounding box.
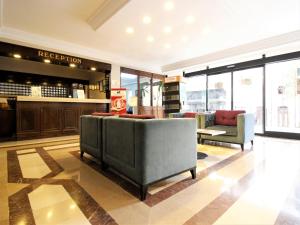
[1,0,300,225]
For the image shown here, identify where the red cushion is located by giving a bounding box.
[215,110,245,126]
[119,114,155,119]
[184,112,197,118]
[91,112,114,116]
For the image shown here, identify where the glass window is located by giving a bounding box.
[233,68,263,133]
[265,59,300,133]
[185,76,206,112]
[208,73,231,111]
[139,76,151,107]
[121,73,138,113]
[152,78,163,107]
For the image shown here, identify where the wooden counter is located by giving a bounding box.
[16,97,110,140]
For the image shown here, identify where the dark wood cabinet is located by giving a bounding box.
[16,101,109,140]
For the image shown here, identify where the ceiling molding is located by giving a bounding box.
[0,27,161,73]
[87,0,130,30]
[161,29,300,72]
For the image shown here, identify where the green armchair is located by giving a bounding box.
[199,110,255,151]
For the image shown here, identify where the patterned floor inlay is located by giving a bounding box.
[71,148,250,207]
[183,160,265,225]
[2,136,300,225]
[9,179,118,225]
[7,148,63,183]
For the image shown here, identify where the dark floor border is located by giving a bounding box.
[71,148,251,207]
[8,179,118,225]
[7,148,63,183]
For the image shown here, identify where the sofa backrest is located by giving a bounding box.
[215,110,245,126]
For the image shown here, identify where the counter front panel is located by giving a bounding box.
[16,99,109,140]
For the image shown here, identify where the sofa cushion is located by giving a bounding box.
[119,114,155,119]
[92,112,114,116]
[184,112,197,118]
[215,110,245,126]
[206,125,238,136]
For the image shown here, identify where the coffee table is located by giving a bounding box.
[197,129,226,159]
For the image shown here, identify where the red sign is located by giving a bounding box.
[111,88,127,114]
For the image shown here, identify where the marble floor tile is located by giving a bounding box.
[18,153,51,178]
[28,185,91,225]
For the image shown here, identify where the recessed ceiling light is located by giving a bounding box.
[143,16,152,24]
[185,15,195,24]
[126,27,134,34]
[181,36,188,42]
[163,26,172,33]
[147,35,154,42]
[69,63,76,68]
[164,43,171,49]
[164,1,174,11]
[44,59,51,63]
[91,67,96,71]
[202,26,211,35]
[13,54,21,59]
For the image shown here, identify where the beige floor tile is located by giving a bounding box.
[28,185,91,225]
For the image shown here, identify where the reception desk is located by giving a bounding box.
[16,96,110,140]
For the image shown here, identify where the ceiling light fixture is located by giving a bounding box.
[164,43,171,49]
[13,54,21,59]
[44,59,51,63]
[181,36,188,42]
[143,16,152,24]
[91,67,96,71]
[164,1,174,11]
[126,27,134,34]
[163,26,172,33]
[69,63,76,68]
[185,15,195,24]
[202,26,211,35]
[147,35,154,42]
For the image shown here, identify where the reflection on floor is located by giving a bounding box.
[1,136,300,225]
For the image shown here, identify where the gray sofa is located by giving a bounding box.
[80,116,197,200]
[80,115,104,161]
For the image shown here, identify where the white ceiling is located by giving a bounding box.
[1,0,300,73]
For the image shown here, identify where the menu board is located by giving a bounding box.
[111,88,126,114]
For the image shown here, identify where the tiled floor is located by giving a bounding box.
[0,136,299,225]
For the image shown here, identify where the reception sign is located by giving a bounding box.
[111,88,127,114]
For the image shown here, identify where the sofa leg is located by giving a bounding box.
[201,139,205,145]
[241,144,244,151]
[190,167,196,179]
[80,151,84,159]
[101,161,109,171]
[140,185,148,201]
[251,140,254,145]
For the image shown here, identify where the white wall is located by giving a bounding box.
[110,64,121,88]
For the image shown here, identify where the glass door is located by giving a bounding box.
[207,73,231,111]
[233,67,264,133]
[185,75,207,112]
[265,59,300,133]
[120,73,138,114]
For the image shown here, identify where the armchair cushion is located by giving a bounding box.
[215,110,245,126]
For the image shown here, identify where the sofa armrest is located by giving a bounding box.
[237,113,255,142]
[200,113,215,128]
[135,118,197,184]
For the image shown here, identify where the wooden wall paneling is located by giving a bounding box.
[16,102,41,139]
[62,104,79,134]
[40,103,62,137]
